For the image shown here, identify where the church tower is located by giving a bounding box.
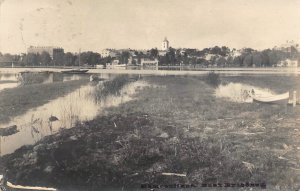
[161,37,169,51]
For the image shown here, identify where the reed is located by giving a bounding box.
[205,72,221,87]
[92,75,138,102]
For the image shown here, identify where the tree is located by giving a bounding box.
[135,51,145,65]
[25,53,39,66]
[166,47,176,65]
[79,51,101,66]
[99,56,113,67]
[291,46,298,58]
[233,56,243,67]
[120,51,130,64]
[88,52,101,66]
[150,48,158,59]
[0,53,14,62]
[261,49,271,67]
[243,54,253,67]
[216,57,227,67]
[40,51,51,66]
[267,51,279,66]
[53,51,65,66]
[211,46,222,55]
[131,59,137,65]
[221,46,230,56]
[64,52,75,66]
[252,53,263,67]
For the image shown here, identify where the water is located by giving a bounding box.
[0,73,19,91]
[215,82,275,103]
[0,72,112,92]
[0,79,149,155]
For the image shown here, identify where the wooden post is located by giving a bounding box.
[293,91,297,107]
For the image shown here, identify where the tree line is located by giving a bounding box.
[151,46,300,67]
[0,51,103,67]
[0,46,299,67]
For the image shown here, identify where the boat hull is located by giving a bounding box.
[252,92,289,104]
[61,69,89,74]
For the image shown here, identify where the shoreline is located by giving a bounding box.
[0,67,299,75]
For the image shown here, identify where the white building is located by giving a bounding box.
[27,46,64,58]
[141,58,159,70]
[96,64,104,69]
[277,59,298,67]
[128,57,138,65]
[158,50,167,56]
[106,59,126,69]
[161,37,169,51]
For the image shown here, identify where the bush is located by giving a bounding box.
[92,75,138,102]
[205,72,221,87]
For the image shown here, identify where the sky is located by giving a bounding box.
[0,0,300,54]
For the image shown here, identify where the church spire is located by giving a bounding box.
[162,37,169,50]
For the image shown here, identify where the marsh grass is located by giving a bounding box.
[18,72,49,85]
[205,72,221,87]
[92,75,138,103]
[106,75,297,188]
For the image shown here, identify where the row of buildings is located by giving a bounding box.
[26,38,300,68]
[27,46,64,59]
[27,38,170,68]
[28,38,170,58]
[101,37,170,57]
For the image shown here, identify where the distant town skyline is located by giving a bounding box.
[0,0,300,54]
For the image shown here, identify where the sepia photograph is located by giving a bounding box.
[0,0,300,190]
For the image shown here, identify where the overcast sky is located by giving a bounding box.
[0,0,300,54]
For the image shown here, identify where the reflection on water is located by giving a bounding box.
[18,72,91,85]
[0,72,112,92]
[0,82,19,91]
[0,73,19,91]
[63,73,86,82]
[0,80,149,155]
[215,82,275,103]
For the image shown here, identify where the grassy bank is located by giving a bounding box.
[0,79,89,124]
[2,75,300,190]
[92,75,138,102]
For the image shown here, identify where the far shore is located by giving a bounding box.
[0,67,299,75]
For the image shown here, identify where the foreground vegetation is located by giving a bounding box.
[92,75,138,103]
[1,75,300,190]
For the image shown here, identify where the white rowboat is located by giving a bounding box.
[252,92,289,104]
